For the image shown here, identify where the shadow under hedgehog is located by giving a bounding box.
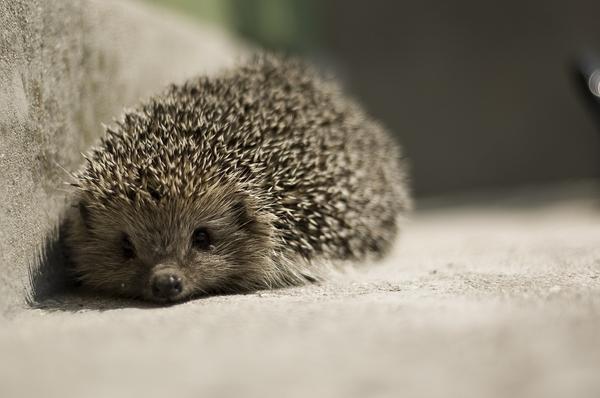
[64,53,411,303]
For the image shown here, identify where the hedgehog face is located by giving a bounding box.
[65,189,275,303]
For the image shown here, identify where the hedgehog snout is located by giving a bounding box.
[150,268,184,301]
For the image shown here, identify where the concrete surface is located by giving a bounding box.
[0,0,242,315]
[1,183,600,398]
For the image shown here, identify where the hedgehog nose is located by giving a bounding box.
[151,273,183,300]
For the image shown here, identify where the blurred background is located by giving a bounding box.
[144,0,600,197]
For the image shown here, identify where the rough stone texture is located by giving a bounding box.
[0,0,242,315]
[1,182,599,397]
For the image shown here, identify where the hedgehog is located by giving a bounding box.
[64,54,411,303]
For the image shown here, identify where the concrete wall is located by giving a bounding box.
[0,0,242,316]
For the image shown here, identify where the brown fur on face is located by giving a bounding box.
[65,184,277,302]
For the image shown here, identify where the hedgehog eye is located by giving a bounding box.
[121,233,136,259]
[192,227,212,250]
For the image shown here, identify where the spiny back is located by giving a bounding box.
[76,54,409,262]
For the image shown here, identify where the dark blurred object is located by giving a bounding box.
[322,0,600,196]
[572,52,600,130]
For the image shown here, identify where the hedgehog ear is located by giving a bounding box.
[231,198,270,237]
[231,199,254,229]
[78,200,92,230]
